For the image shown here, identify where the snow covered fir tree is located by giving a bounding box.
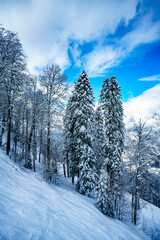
[64,71,97,195]
[96,76,125,218]
[94,105,105,175]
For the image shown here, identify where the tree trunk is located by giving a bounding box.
[0,130,2,147]
[33,115,36,172]
[22,110,25,159]
[6,107,11,155]
[77,170,80,178]
[39,129,43,163]
[132,189,134,223]
[63,163,66,177]
[39,151,41,163]
[72,176,74,185]
[27,125,33,157]
[66,153,69,177]
[0,109,5,147]
[32,83,37,172]
[134,176,138,225]
[134,194,137,225]
[25,115,29,161]
[14,136,17,161]
[47,108,51,173]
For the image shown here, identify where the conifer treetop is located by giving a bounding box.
[74,70,95,105]
[100,77,110,105]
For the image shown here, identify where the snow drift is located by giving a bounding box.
[0,149,157,240]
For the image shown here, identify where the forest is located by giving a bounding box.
[0,26,160,229]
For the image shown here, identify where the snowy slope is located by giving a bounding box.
[0,150,151,240]
[139,203,160,239]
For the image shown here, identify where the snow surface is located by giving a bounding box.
[139,202,160,239]
[0,149,154,240]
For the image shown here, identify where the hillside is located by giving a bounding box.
[0,149,154,240]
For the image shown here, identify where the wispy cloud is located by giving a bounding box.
[138,74,160,81]
[69,42,82,68]
[0,0,139,73]
[85,14,160,76]
[0,0,160,77]
[84,45,124,77]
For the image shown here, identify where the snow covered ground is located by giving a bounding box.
[139,202,160,239]
[0,149,159,240]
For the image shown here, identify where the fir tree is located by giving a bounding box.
[77,146,97,195]
[64,92,79,183]
[96,168,114,217]
[97,76,125,218]
[100,77,110,106]
[94,105,105,174]
[64,70,97,194]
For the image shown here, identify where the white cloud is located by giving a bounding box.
[84,45,124,77]
[138,74,160,81]
[1,0,159,76]
[0,0,139,73]
[121,14,160,51]
[124,84,160,128]
[85,14,160,76]
[69,43,82,67]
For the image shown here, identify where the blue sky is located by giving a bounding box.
[0,0,160,102]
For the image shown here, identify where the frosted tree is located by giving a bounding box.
[64,90,78,183]
[127,120,152,224]
[97,76,125,218]
[77,146,97,195]
[104,76,124,172]
[0,27,26,156]
[40,64,68,181]
[96,168,114,216]
[64,71,97,194]
[22,85,33,169]
[94,105,105,174]
[24,77,44,171]
[99,77,110,106]
[75,71,97,195]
